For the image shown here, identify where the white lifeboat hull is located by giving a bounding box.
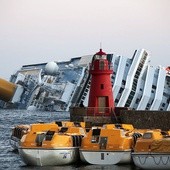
[132,153,170,169]
[79,150,131,165]
[19,147,79,166]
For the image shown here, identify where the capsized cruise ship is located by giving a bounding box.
[0,49,170,111]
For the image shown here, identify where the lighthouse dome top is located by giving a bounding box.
[95,49,107,60]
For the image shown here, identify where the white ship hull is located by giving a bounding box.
[132,153,170,169]
[79,150,131,165]
[19,147,79,166]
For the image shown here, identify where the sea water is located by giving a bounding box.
[0,110,137,170]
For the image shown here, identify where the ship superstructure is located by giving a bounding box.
[0,55,93,111]
[0,49,170,111]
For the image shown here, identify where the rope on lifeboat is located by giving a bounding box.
[13,127,23,139]
[137,155,147,165]
[72,135,83,147]
[137,154,170,166]
[132,132,142,145]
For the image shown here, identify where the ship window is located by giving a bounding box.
[119,87,124,93]
[135,98,140,104]
[143,133,152,139]
[115,99,119,103]
[152,85,156,89]
[122,80,126,85]
[162,103,165,107]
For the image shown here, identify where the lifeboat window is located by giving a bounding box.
[99,61,105,70]
[55,121,62,127]
[91,136,99,143]
[45,131,55,141]
[59,127,68,133]
[92,129,101,136]
[91,129,101,143]
[143,133,152,139]
[74,122,81,127]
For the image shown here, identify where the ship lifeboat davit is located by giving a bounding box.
[132,130,170,169]
[18,123,86,166]
[79,125,133,165]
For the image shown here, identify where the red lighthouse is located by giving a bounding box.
[88,49,115,116]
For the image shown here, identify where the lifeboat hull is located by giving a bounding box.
[79,150,131,165]
[132,153,170,169]
[19,147,79,166]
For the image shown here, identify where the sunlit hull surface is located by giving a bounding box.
[132,153,170,170]
[79,150,131,165]
[19,147,79,166]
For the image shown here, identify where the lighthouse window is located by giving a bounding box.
[99,61,105,70]
[101,84,104,89]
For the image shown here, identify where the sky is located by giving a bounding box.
[0,0,170,79]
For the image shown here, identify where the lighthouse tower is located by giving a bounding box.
[88,49,115,116]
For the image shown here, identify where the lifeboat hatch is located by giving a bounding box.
[35,133,45,146]
[99,137,107,149]
[45,131,55,141]
[101,153,104,160]
[59,127,68,133]
[143,132,152,139]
